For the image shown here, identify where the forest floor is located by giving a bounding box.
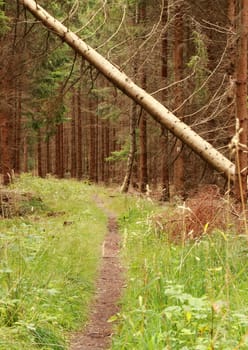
[69,199,124,350]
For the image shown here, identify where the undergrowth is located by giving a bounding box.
[112,197,248,349]
[0,174,107,349]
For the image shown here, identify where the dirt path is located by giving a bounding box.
[70,206,123,350]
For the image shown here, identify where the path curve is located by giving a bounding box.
[70,202,123,350]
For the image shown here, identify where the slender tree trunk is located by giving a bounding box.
[121,101,137,193]
[55,123,64,178]
[23,134,28,172]
[235,0,248,201]
[139,108,148,192]
[104,120,110,183]
[100,121,105,182]
[46,135,51,174]
[77,84,83,179]
[37,128,43,177]
[14,85,22,173]
[71,87,77,177]
[173,2,184,196]
[19,0,236,182]
[0,108,13,184]
[160,1,170,201]
[89,96,96,182]
[138,0,148,193]
[64,123,70,176]
[227,0,236,139]
[95,112,99,183]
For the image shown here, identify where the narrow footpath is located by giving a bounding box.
[70,206,123,350]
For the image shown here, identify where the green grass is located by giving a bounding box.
[111,199,248,350]
[2,176,248,349]
[0,174,108,349]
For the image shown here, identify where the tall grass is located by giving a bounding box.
[0,174,107,349]
[112,199,248,350]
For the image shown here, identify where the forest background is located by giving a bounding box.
[0,0,245,199]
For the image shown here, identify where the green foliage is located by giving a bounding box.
[112,201,248,349]
[0,175,107,349]
[97,101,121,121]
[27,47,70,139]
[188,30,210,103]
[0,1,9,35]
[106,142,129,162]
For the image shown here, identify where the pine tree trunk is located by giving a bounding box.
[77,84,83,179]
[46,134,51,174]
[139,109,148,192]
[0,107,13,185]
[71,87,77,177]
[235,0,248,201]
[89,96,96,182]
[23,135,28,172]
[37,128,43,177]
[55,123,64,178]
[95,112,99,183]
[138,0,148,193]
[160,1,170,201]
[173,2,184,196]
[121,101,137,193]
[227,0,236,139]
[14,85,22,173]
[104,120,110,184]
[19,0,236,182]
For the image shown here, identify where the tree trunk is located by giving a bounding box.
[104,120,110,184]
[173,2,185,196]
[138,1,148,193]
[139,108,148,192]
[55,123,64,178]
[160,1,170,201]
[14,85,22,173]
[0,108,13,185]
[19,0,236,182]
[46,134,51,174]
[23,134,28,172]
[89,96,96,182]
[37,128,43,177]
[71,87,77,177]
[227,0,236,140]
[77,84,83,179]
[235,0,248,201]
[121,101,137,193]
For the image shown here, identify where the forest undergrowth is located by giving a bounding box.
[0,175,108,349]
[111,190,248,350]
[0,176,248,349]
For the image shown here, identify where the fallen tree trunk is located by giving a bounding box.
[19,0,235,181]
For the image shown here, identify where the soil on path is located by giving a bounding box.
[70,206,123,350]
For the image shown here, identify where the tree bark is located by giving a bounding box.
[37,128,43,177]
[55,123,64,178]
[19,0,235,181]
[0,109,13,185]
[121,101,137,193]
[160,1,170,201]
[138,1,148,193]
[235,0,248,200]
[173,2,185,196]
[77,84,83,179]
[89,96,96,182]
[14,85,22,173]
[71,87,77,178]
